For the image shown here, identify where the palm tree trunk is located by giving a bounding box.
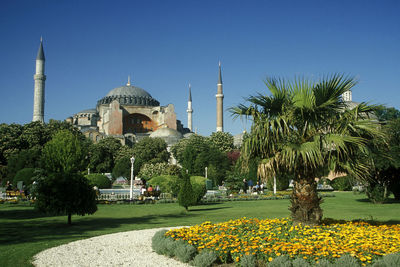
[290,175,323,225]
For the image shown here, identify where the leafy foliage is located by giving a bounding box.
[178,172,196,210]
[111,156,131,179]
[329,176,353,191]
[89,137,122,173]
[266,173,291,191]
[209,131,234,152]
[138,162,169,180]
[148,175,180,196]
[191,250,217,267]
[13,167,36,187]
[34,172,97,225]
[230,74,381,225]
[35,130,97,224]
[132,137,169,174]
[42,130,88,174]
[85,173,111,189]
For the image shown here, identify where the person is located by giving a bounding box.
[6,181,12,191]
[141,185,147,195]
[147,185,153,192]
[242,179,248,193]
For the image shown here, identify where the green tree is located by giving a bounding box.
[375,105,400,122]
[132,137,169,173]
[35,130,96,225]
[178,172,196,211]
[231,74,381,225]
[85,173,112,189]
[112,156,131,179]
[42,130,88,174]
[209,132,234,152]
[35,172,97,225]
[88,137,122,173]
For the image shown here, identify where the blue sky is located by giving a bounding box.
[0,0,399,136]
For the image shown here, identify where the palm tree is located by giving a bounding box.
[231,74,381,225]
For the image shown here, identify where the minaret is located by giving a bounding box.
[187,84,193,131]
[216,61,224,132]
[33,38,46,123]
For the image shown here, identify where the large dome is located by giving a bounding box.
[97,85,160,107]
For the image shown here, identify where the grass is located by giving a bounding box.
[0,192,399,267]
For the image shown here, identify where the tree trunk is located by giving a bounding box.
[290,175,323,225]
[68,213,72,225]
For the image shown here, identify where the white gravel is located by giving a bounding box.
[32,226,190,267]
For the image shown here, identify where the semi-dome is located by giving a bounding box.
[149,127,182,145]
[97,84,160,107]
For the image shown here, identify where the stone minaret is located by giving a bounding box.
[187,83,193,131]
[216,62,224,132]
[33,38,46,123]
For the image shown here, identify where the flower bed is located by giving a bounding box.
[165,217,400,265]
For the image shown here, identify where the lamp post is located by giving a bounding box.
[130,155,135,200]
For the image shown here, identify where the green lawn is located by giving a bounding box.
[0,192,399,267]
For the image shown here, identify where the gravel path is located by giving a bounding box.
[32,227,189,267]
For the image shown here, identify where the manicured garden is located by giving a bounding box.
[1,192,399,266]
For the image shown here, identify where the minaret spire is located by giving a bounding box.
[216,61,224,132]
[127,75,131,86]
[33,38,46,123]
[187,83,193,132]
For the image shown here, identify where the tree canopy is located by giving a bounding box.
[231,74,381,225]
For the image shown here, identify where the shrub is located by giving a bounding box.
[293,257,311,267]
[178,172,196,211]
[139,162,169,180]
[166,164,181,176]
[85,173,111,189]
[371,260,386,267]
[148,175,180,196]
[330,176,353,191]
[191,176,207,203]
[382,252,400,266]
[316,259,332,266]
[191,250,217,267]
[175,241,197,263]
[240,254,256,267]
[268,255,292,267]
[366,183,389,204]
[13,168,36,187]
[333,254,360,267]
[151,229,176,256]
[266,173,291,191]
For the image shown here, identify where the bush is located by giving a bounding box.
[316,258,332,266]
[175,241,197,263]
[268,255,292,267]
[191,250,217,267]
[151,229,176,256]
[178,172,196,211]
[139,162,169,180]
[191,176,207,203]
[333,254,360,267]
[148,175,180,196]
[330,176,353,191]
[240,254,256,267]
[293,257,311,267]
[13,168,36,187]
[366,183,389,204]
[266,173,291,191]
[85,173,111,189]
[382,252,400,266]
[166,164,181,176]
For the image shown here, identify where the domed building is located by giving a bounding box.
[70,77,187,145]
